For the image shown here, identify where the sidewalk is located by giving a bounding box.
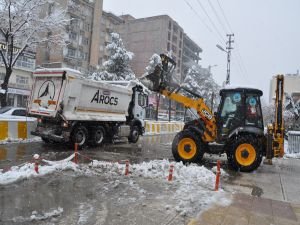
[188,193,300,225]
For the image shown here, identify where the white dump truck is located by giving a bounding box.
[28,68,149,147]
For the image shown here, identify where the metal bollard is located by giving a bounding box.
[33,154,40,174]
[125,160,129,176]
[168,164,174,181]
[215,160,221,191]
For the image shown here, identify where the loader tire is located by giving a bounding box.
[128,126,140,143]
[227,135,262,172]
[71,125,88,149]
[90,126,105,146]
[172,129,204,164]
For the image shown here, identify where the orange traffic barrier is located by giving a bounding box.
[168,164,174,181]
[33,154,40,174]
[215,160,221,191]
[125,160,129,175]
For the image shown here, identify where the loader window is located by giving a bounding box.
[219,92,244,135]
[245,94,263,128]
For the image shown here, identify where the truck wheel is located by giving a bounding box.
[41,137,50,143]
[71,125,88,148]
[227,135,262,172]
[128,126,140,143]
[172,129,204,163]
[90,126,105,146]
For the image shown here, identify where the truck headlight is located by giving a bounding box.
[62,122,68,128]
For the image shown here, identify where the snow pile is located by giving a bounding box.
[0,136,41,145]
[284,153,300,159]
[91,159,216,189]
[12,207,63,223]
[0,154,77,185]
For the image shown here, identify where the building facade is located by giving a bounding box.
[116,14,202,81]
[0,56,35,107]
[269,72,300,103]
[36,0,103,74]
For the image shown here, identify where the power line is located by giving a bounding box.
[207,0,228,34]
[183,0,225,44]
[216,0,234,33]
[194,0,226,43]
[215,0,249,82]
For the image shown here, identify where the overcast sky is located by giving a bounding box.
[103,0,300,101]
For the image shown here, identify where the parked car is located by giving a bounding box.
[0,106,27,117]
[0,106,36,121]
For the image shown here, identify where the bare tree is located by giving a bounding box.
[0,0,69,106]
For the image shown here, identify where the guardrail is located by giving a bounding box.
[145,120,184,134]
[0,118,37,141]
[287,131,300,154]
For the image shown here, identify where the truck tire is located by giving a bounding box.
[71,125,88,148]
[172,129,204,163]
[90,126,105,146]
[41,137,50,143]
[128,126,140,143]
[227,135,262,172]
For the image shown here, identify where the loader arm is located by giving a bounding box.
[160,89,217,142]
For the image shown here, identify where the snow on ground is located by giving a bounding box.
[284,139,300,159]
[0,154,231,217]
[0,136,41,145]
[11,207,63,223]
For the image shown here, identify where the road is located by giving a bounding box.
[1,134,227,225]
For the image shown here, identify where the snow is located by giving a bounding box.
[12,207,63,223]
[0,136,41,145]
[0,154,232,219]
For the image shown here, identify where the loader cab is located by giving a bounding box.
[216,88,264,141]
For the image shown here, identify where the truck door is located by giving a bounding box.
[29,73,65,117]
[134,91,148,120]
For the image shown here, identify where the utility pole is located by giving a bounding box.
[225,34,234,85]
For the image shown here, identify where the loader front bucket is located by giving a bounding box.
[140,54,177,92]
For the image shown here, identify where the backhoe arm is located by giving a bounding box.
[160,89,217,142]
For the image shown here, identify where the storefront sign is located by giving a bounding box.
[7,88,30,96]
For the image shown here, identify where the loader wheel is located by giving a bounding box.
[227,135,262,172]
[71,125,88,148]
[172,129,204,163]
[90,126,105,146]
[128,126,140,143]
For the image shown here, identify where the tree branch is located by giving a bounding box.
[0,50,8,68]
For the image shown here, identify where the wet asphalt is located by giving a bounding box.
[1,134,221,225]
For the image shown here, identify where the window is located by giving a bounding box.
[172,35,177,43]
[180,31,183,39]
[168,21,172,30]
[167,43,170,51]
[172,45,177,52]
[138,94,148,107]
[16,75,29,85]
[12,109,26,116]
[83,37,89,45]
[168,32,171,41]
[69,32,77,40]
[67,48,76,57]
[245,94,263,128]
[173,24,178,34]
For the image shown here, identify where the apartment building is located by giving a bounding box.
[112,15,201,80]
[269,72,300,103]
[98,11,124,66]
[36,0,103,74]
